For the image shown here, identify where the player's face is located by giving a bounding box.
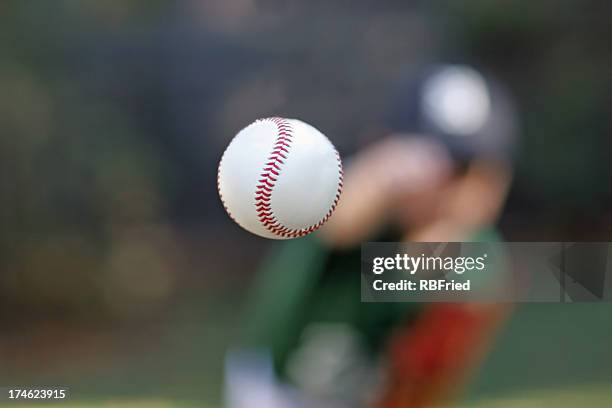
[394,177,451,228]
[389,137,455,228]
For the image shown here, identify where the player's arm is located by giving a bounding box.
[321,136,451,247]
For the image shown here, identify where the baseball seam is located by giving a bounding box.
[254,117,343,238]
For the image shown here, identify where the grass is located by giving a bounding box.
[0,400,204,408]
[4,384,612,408]
[463,383,612,408]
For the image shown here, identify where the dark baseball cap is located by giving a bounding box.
[387,64,519,165]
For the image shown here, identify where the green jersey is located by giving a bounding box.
[242,229,502,388]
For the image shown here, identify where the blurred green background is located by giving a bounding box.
[1,0,611,406]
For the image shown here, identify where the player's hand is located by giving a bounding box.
[320,135,451,247]
[359,135,452,198]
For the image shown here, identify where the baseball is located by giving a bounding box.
[217,117,343,239]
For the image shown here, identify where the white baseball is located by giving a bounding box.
[218,117,343,239]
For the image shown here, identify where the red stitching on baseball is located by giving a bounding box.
[254,117,343,238]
